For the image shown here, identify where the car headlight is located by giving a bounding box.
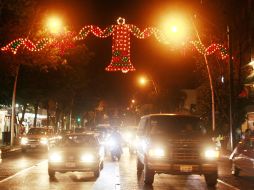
[123,132,132,141]
[21,137,28,145]
[80,153,95,163]
[107,138,116,148]
[204,148,219,159]
[40,137,48,145]
[148,147,165,157]
[49,152,62,162]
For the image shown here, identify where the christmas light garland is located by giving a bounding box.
[1,17,228,72]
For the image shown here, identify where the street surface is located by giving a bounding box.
[0,148,253,190]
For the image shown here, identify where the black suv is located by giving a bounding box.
[136,114,219,186]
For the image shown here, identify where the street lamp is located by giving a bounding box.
[46,16,64,35]
[9,15,65,146]
[161,15,216,132]
[138,75,158,95]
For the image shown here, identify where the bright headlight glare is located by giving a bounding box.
[21,137,28,145]
[148,148,165,157]
[204,149,219,159]
[81,153,94,162]
[124,132,132,140]
[107,138,116,147]
[40,137,48,145]
[49,153,62,162]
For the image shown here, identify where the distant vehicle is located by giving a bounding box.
[136,114,219,186]
[58,129,73,137]
[48,133,104,178]
[108,130,123,161]
[74,127,87,133]
[120,127,137,154]
[230,135,254,176]
[21,127,57,153]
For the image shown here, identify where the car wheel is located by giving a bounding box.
[204,172,218,187]
[232,163,240,177]
[100,161,104,170]
[94,168,100,178]
[136,158,144,174]
[117,154,121,161]
[144,164,154,185]
[21,148,27,153]
[48,168,55,178]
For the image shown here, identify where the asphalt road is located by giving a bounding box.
[0,148,253,190]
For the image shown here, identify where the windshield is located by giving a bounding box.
[60,134,98,147]
[27,128,47,135]
[149,115,205,135]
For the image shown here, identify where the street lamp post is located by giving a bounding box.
[191,19,216,132]
[9,16,64,146]
[162,16,216,131]
[138,76,158,95]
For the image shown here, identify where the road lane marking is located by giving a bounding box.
[115,162,120,190]
[0,160,47,183]
[217,179,240,190]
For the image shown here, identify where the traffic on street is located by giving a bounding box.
[0,146,254,190]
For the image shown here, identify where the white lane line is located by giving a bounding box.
[0,160,47,184]
[115,162,120,190]
[217,179,240,190]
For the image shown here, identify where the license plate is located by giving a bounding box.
[180,165,192,172]
[31,144,36,148]
[65,162,76,167]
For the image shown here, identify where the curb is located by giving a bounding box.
[0,146,21,158]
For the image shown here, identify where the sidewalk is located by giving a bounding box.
[0,139,21,159]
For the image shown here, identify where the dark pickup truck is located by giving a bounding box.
[136,114,219,187]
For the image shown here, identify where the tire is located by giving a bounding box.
[100,161,104,170]
[232,163,240,177]
[111,154,115,161]
[144,164,154,185]
[48,168,55,178]
[94,168,100,178]
[204,172,218,187]
[136,158,144,174]
[117,154,121,161]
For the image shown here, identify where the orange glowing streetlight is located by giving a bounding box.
[46,16,64,34]
[139,76,148,86]
[160,14,216,134]
[160,14,189,45]
[138,75,158,95]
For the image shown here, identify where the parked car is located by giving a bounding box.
[20,127,57,152]
[48,133,104,178]
[136,114,219,186]
[230,135,254,176]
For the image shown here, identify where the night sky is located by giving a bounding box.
[35,0,214,107]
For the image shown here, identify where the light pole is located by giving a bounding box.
[161,15,216,132]
[191,18,216,132]
[138,76,158,95]
[9,16,65,146]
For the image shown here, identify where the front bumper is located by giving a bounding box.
[21,143,48,150]
[147,159,218,175]
[48,161,100,172]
